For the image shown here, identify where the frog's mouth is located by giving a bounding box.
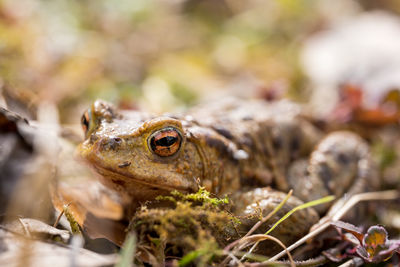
[91,163,198,194]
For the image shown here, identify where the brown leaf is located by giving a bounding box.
[322,247,349,262]
[331,221,364,244]
[0,228,117,266]
[4,218,70,243]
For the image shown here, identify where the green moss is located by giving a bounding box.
[155,195,177,204]
[63,205,82,235]
[129,187,239,265]
[156,187,229,207]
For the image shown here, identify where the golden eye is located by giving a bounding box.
[149,127,182,157]
[81,109,91,137]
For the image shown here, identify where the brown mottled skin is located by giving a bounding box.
[78,97,377,248]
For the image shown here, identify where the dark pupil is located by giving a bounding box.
[81,114,89,128]
[155,136,177,147]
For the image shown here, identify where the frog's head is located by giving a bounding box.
[78,100,202,202]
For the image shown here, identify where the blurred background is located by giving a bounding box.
[0,0,400,123]
[2,2,400,264]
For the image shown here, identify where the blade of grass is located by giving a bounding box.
[116,233,136,267]
[179,250,204,267]
[265,195,335,235]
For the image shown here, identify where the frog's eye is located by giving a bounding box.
[81,109,91,137]
[149,127,182,157]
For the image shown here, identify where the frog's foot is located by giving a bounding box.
[231,187,319,255]
[287,131,379,214]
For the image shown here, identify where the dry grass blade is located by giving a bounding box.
[268,190,400,262]
[232,234,295,267]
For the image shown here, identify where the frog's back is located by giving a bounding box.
[186,97,321,193]
[188,97,302,128]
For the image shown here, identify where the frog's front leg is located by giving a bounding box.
[287,131,379,213]
[231,187,319,254]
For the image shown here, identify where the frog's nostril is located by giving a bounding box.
[109,137,122,149]
[99,137,122,150]
[112,137,122,143]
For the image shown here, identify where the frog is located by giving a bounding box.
[77,97,378,251]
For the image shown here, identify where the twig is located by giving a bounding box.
[245,255,328,267]
[267,189,399,262]
[218,249,327,266]
[53,208,66,228]
[337,257,364,267]
[17,217,31,238]
[332,190,398,221]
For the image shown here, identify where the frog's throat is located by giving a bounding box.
[91,164,197,193]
